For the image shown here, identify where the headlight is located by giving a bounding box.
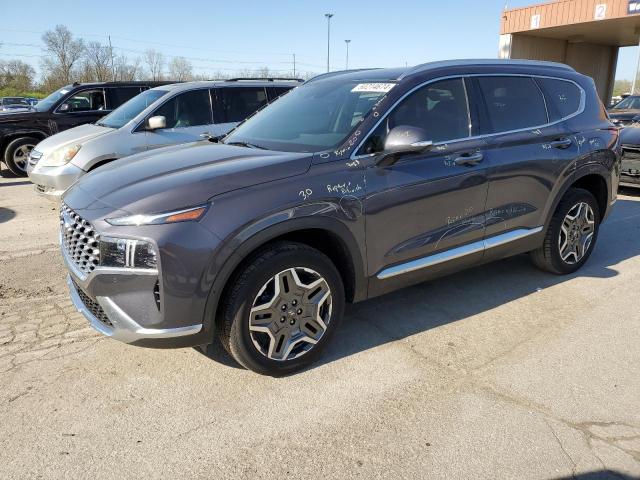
[99,236,157,269]
[39,144,81,167]
[106,205,208,226]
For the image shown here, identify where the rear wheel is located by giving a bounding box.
[4,137,38,176]
[218,242,345,376]
[530,188,600,274]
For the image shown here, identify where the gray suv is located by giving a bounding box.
[60,60,621,375]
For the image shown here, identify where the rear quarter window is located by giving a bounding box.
[536,78,582,122]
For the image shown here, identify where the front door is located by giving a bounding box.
[144,89,214,150]
[360,77,490,296]
[54,88,108,131]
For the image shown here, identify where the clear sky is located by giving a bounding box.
[0,0,636,80]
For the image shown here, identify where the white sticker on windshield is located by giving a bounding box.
[351,83,395,93]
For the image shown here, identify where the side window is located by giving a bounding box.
[536,78,582,122]
[215,87,268,123]
[151,89,212,129]
[477,76,548,133]
[107,87,142,110]
[360,78,470,154]
[63,89,105,112]
[266,87,291,102]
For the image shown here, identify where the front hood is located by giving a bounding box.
[0,110,43,123]
[64,142,312,215]
[34,123,113,154]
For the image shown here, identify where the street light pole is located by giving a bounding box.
[325,13,334,73]
[345,39,351,70]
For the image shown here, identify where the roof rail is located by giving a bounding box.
[225,77,304,82]
[399,59,575,80]
[305,68,380,84]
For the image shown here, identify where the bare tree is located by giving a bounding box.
[168,56,193,81]
[0,60,36,91]
[82,41,113,81]
[114,54,141,81]
[41,25,85,87]
[143,49,164,81]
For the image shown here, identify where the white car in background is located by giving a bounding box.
[26,79,298,199]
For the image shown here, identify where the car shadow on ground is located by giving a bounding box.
[0,207,16,223]
[553,471,637,480]
[200,198,640,373]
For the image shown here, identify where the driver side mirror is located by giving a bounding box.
[147,115,166,130]
[377,125,433,167]
[58,103,70,112]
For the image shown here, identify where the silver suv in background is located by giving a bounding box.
[27,79,299,199]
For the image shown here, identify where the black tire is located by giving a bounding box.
[530,188,600,275]
[218,241,345,376]
[4,137,38,176]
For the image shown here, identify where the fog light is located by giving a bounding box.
[99,236,157,269]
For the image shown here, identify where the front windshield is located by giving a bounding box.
[612,96,640,110]
[223,80,395,152]
[34,85,72,112]
[97,89,168,129]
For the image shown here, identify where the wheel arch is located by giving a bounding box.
[202,217,367,340]
[544,165,610,230]
[0,130,47,157]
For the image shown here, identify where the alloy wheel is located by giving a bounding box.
[12,144,34,173]
[558,201,595,264]
[249,267,332,361]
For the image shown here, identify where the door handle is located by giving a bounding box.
[453,152,484,166]
[550,138,573,149]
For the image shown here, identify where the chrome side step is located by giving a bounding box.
[377,226,543,280]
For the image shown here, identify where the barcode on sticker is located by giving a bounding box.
[351,83,396,93]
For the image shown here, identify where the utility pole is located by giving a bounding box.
[345,40,351,70]
[325,13,334,73]
[108,35,115,81]
[293,53,296,78]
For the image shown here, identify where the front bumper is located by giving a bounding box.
[27,160,85,200]
[67,275,202,344]
[63,238,206,348]
[621,146,640,188]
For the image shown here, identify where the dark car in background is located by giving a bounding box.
[0,81,168,176]
[60,59,620,375]
[618,127,640,188]
[608,94,640,127]
[0,96,32,112]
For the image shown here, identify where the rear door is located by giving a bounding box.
[213,86,269,134]
[143,88,214,150]
[106,87,143,110]
[473,75,576,241]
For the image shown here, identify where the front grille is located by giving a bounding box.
[71,279,113,327]
[60,203,100,276]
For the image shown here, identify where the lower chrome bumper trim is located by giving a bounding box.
[67,275,202,343]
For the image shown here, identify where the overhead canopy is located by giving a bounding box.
[502,0,640,46]
[499,0,640,101]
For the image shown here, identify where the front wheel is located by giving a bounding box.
[218,242,345,376]
[4,137,38,176]
[530,188,600,275]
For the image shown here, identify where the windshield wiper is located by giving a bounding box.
[225,141,267,150]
